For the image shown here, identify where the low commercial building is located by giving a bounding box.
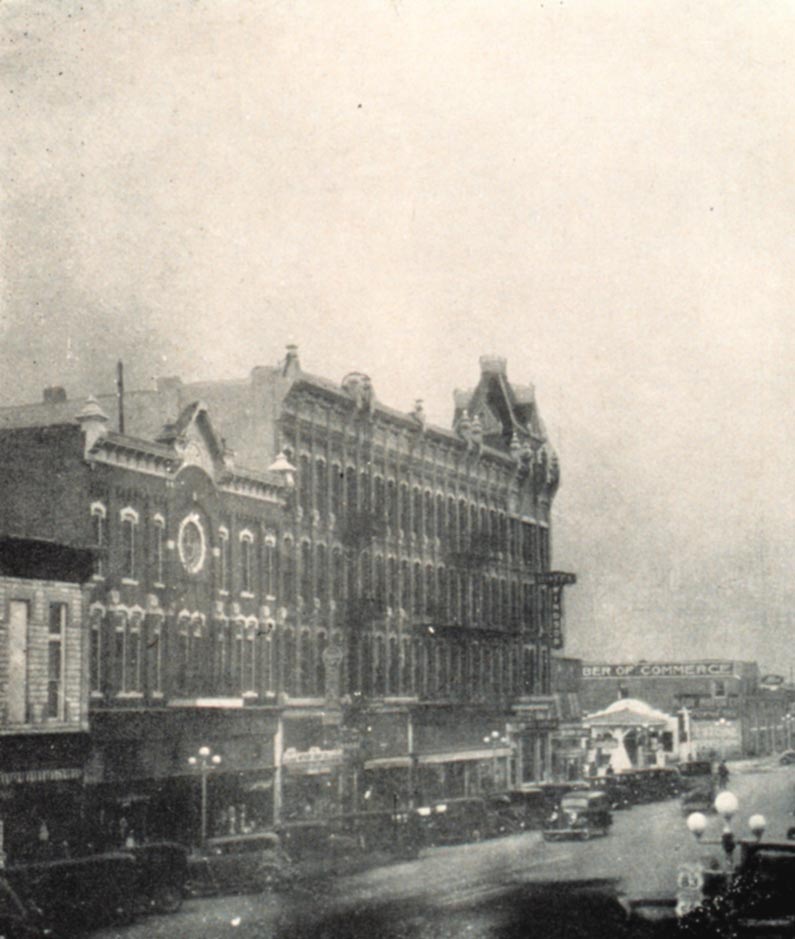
[580,660,785,760]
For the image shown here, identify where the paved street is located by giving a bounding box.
[94,761,795,939]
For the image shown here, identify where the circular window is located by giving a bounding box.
[178,513,206,574]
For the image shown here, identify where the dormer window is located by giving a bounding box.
[120,507,139,582]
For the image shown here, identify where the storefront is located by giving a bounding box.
[86,706,278,846]
[684,706,742,760]
[510,700,559,784]
[0,733,90,863]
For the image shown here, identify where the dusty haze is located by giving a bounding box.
[2,0,793,672]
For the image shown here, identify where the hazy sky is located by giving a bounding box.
[2,0,794,672]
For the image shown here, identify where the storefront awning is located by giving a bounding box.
[418,748,513,765]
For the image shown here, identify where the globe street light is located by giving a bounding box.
[189,746,222,847]
[686,791,766,870]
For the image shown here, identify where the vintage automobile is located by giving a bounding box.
[6,852,138,934]
[587,773,635,810]
[678,760,716,814]
[542,791,613,842]
[501,787,550,830]
[124,841,189,914]
[186,831,293,897]
[332,809,425,858]
[485,794,527,835]
[415,797,497,847]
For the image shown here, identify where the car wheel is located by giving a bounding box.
[153,884,183,914]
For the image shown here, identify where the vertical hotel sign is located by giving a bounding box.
[536,572,576,649]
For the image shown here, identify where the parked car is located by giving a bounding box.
[415,797,496,847]
[332,810,425,858]
[542,791,613,842]
[501,787,549,829]
[124,841,189,914]
[779,750,795,766]
[678,760,716,814]
[276,819,360,862]
[6,852,137,935]
[485,794,526,835]
[588,774,634,810]
[186,831,293,897]
[0,876,52,939]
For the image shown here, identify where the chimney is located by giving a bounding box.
[76,396,110,455]
[479,355,508,377]
[43,386,67,404]
[282,344,300,377]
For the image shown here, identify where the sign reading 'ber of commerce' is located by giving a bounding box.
[582,662,735,679]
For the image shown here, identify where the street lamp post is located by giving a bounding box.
[483,730,510,791]
[686,790,766,872]
[188,745,222,847]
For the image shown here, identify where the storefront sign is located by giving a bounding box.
[688,707,738,721]
[0,768,82,786]
[550,585,564,650]
[582,662,735,680]
[282,747,343,774]
[535,572,577,587]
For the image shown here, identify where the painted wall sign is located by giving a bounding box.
[582,662,735,680]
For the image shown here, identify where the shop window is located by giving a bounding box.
[240,531,255,595]
[120,508,138,581]
[91,502,107,577]
[47,602,66,718]
[218,527,230,594]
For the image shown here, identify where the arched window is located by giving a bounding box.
[316,544,327,602]
[90,502,107,577]
[240,530,255,594]
[299,630,313,695]
[424,490,434,538]
[176,614,190,695]
[218,527,230,593]
[147,611,163,696]
[120,508,139,581]
[88,604,104,695]
[387,556,397,609]
[315,459,327,518]
[386,480,397,529]
[401,638,413,695]
[332,548,343,602]
[436,494,445,539]
[231,619,244,692]
[400,559,410,610]
[126,609,143,693]
[413,638,424,697]
[374,555,385,609]
[388,636,399,695]
[299,454,312,517]
[263,536,276,598]
[412,562,423,616]
[151,515,165,585]
[361,634,373,696]
[437,567,447,620]
[460,574,469,627]
[261,628,274,694]
[283,630,296,696]
[315,632,327,696]
[374,635,386,696]
[438,641,449,698]
[345,549,356,601]
[458,499,468,549]
[243,620,257,693]
[447,497,457,548]
[346,466,358,513]
[523,646,535,696]
[472,574,482,623]
[374,476,385,519]
[331,463,343,518]
[360,469,371,513]
[215,617,229,693]
[424,564,434,615]
[451,643,462,698]
[282,538,295,603]
[347,630,360,695]
[449,569,460,623]
[300,540,312,603]
[360,549,372,599]
[412,488,422,537]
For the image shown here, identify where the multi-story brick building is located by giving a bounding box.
[0,397,290,844]
[141,348,576,810]
[0,349,576,830]
[0,536,94,862]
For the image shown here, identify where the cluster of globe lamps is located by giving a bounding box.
[686,790,767,864]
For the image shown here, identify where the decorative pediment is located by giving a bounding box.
[157,401,230,479]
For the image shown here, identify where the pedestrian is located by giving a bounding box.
[717,760,729,789]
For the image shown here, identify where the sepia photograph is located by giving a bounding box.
[1,1,794,936]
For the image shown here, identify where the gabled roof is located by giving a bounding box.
[584,698,672,728]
